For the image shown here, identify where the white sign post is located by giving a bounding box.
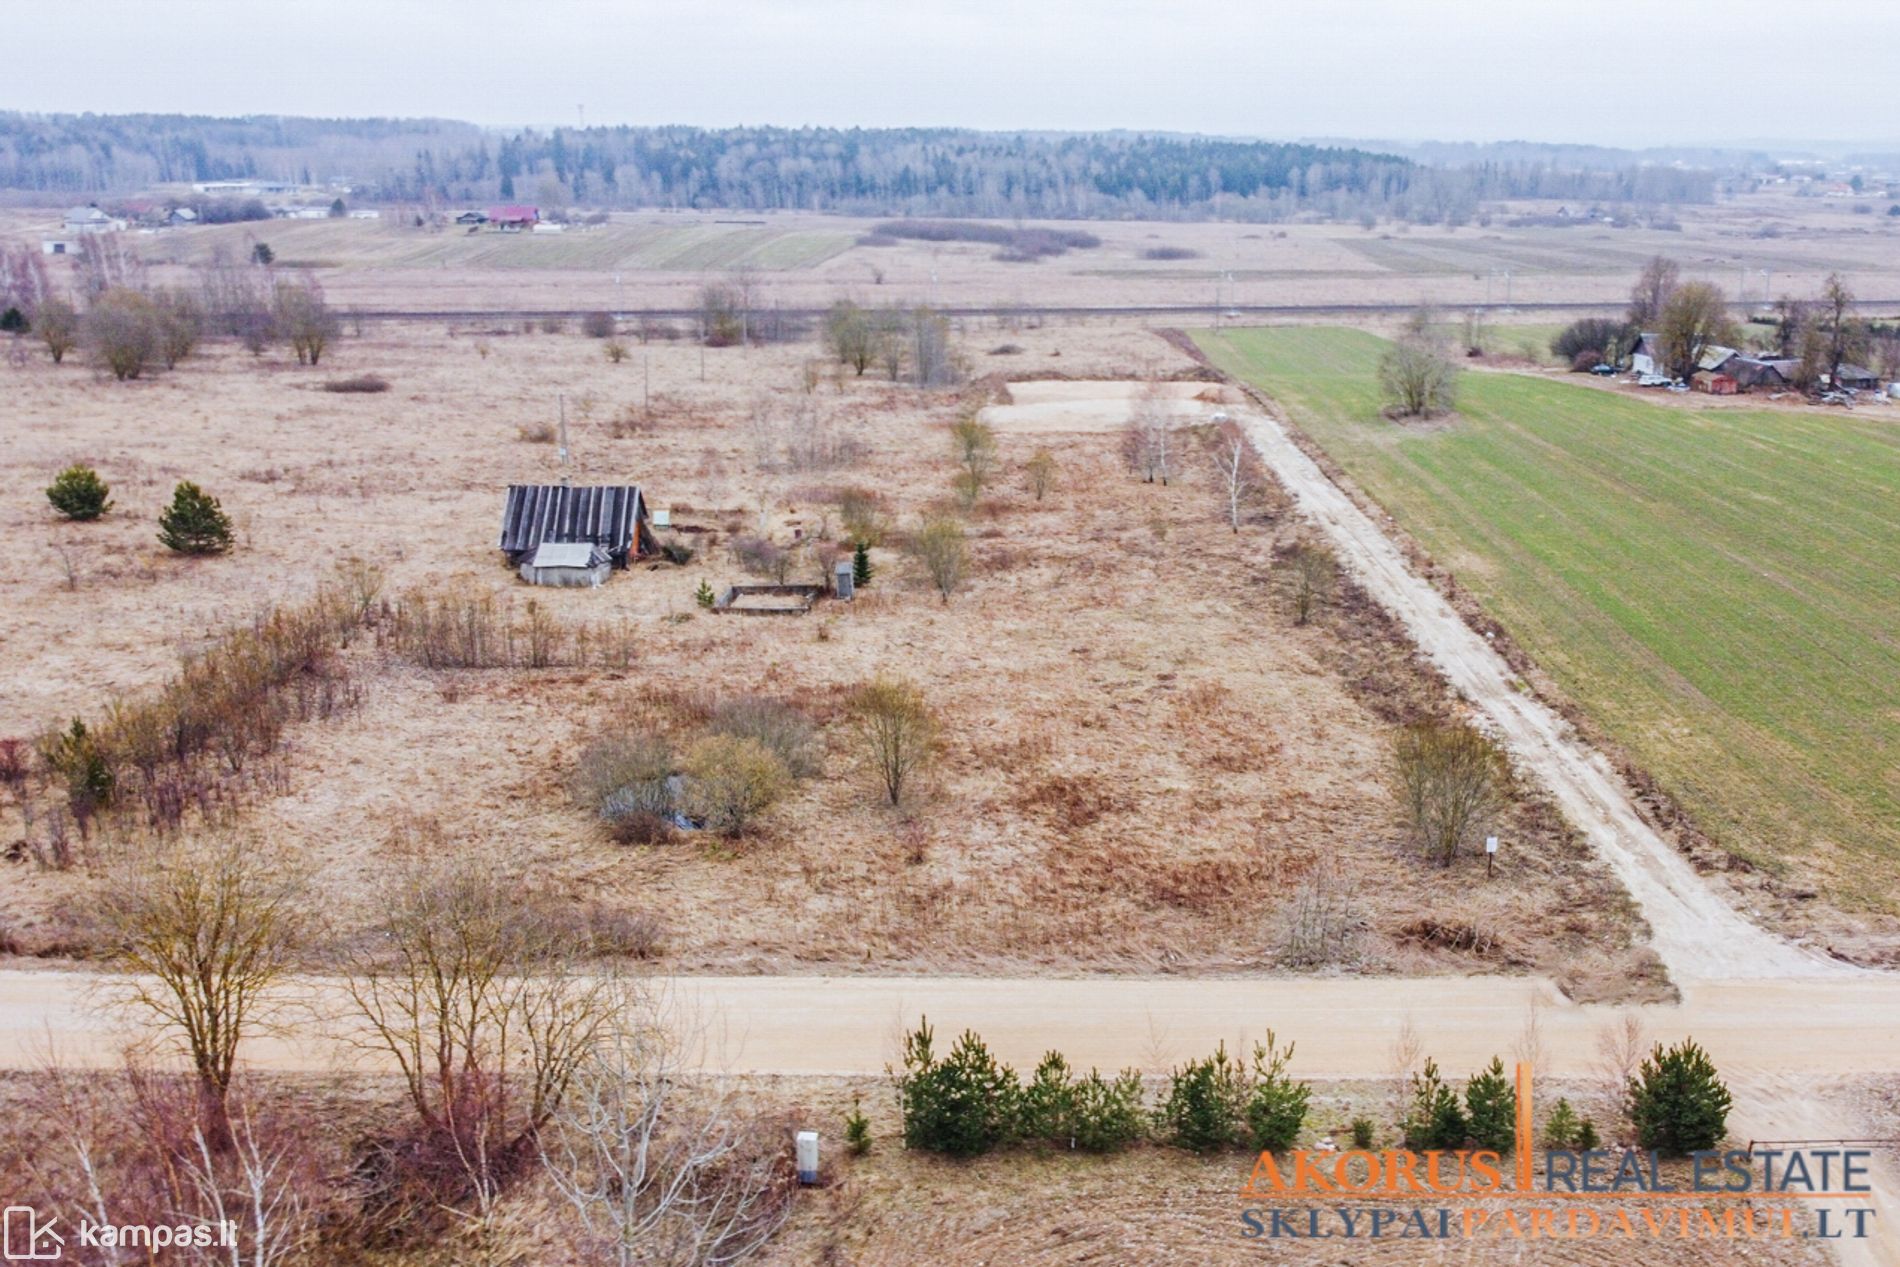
[1485,835,1499,879]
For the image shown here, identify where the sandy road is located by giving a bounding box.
[1228,401,1852,984]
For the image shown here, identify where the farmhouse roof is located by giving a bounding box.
[487,204,539,222]
[64,206,110,224]
[1697,345,1739,371]
[499,484,651,565]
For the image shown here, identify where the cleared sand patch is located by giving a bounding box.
[982,379,1245,433]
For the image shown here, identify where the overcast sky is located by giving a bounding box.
[11,0,1900,146]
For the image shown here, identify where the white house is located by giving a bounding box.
[62,206,122,234]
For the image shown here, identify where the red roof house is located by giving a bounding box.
[486,205,539,231]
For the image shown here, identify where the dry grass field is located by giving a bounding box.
[11,192,1900,316]
[0,318,1657,999]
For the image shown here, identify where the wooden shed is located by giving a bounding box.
[519,542,612,587]
[499,484,656,569]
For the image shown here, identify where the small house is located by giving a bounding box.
[169,207,199,226]
[454,210,488,226]
[519,542,612,587]
[62,206,119,234]
[1691,370,1738,395]
[1830,364,1880,390]
[487,205,540,232]
[499,484,656,570]
[40,238,75,256]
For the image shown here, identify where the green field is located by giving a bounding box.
[1197,326,1900,909]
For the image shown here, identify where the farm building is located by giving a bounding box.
[1829,364,1880,390]
[518,542,612,587]
[62,206,121,234]
[1729,357,1799,390]
[1691,370,1738,395]
[487,204,540,231]
[455,210,488,226]
[498,484,656,569]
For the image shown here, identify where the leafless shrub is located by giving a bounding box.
[1595,1012,1647,1133]
[728,535,791,583]
[387,589,637,670]
[908,514,968,602]
[544,987,795,1267]
[343,863,617,1229]
[1278,860,1361,967]
[1287,541,1338,625]
[681,736,790,838]
[322,373,390,393]
[1023,448,1057,501]
[782,400,861,472]
[573,730,677,828]
[519,419,558,443]
[708,696,821,780]
[1392,719,1505,866]
[835,487,891,547]
[582,310,617,339]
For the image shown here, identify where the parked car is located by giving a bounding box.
[1590,363,1617,376]
[1638,374,1673,387]
[1666,381,1690,394]
[1820,391,1853,405]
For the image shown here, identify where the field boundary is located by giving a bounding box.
[1166,327,1873,972]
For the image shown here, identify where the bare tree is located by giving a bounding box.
[0,243,54,320]
[1023,448,1057,501]
[1207,419,1260,531]
[105,839,305,1139]
[908,514,967,602]
[274,275,337,365]
[1377,333,1459,418]
[1626,255,1680,328]
[75,229,144,298]
[180,1102,318,1267]
[153,287,204,369]
[86,287,159,380]
[198,244,277,352]
[824,301,874,375]
[1594,1012,1647,1136]
[1387,1016,1424,1127]
[1392,719,1505,867]
[847,676,938,807]
[343,861,616,1215]
[948,414,996,509]
[36,295,79,364]
[1656,280,1735,382]
[1287,541,1337,626]
[1122,378,1177,483]
[1818,272,1866,389]
[543,985,794,1267]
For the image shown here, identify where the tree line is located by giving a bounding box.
[0,113,1712,222]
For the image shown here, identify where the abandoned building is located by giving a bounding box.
[498,484,657,575]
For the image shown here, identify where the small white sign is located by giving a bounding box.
[1485,836,1499,855]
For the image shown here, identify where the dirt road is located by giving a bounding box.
[4,969,1897,1079]
[1227,401,1853,983]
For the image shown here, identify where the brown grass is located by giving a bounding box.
[0,324,1656,998]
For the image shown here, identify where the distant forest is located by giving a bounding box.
[0,113,1716,222]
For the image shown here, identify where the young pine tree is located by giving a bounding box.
[1627,1040,1732,1155]
[46,464,112,521]
[852,540,873,588]
[1245,1031,1311,1152]
[157,481,234,555]
[1544,1098,1582,1149]
[1463,1057,1516,1152]
[1402,1059,1469,1151]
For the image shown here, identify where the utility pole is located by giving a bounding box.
[557,394,571,485]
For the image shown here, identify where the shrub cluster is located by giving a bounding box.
[386,590,637,670]
[893,1022,1308,1158]
[36,564,379,834]
[571,694,819,841]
